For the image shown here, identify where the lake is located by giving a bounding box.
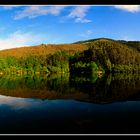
[0,73,140,134]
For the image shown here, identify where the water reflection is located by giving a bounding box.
[0,73,139,133]
[0,73,140,104]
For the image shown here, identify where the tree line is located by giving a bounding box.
[0,38,140,75]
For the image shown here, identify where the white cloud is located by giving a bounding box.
[80,30,93,37]
[2,6,19,10]
[0,30,47,50]
[75,18,92,23]
[14,6,66,20]
[8,5,91,23]
[47,6,67,15]
[68,6,92,23]
[114,5,140,13]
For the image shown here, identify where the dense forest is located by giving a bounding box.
[0,44,88,74]
[72,38,140,74]
[0,38,140,75]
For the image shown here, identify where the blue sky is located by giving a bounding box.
[0,5,140,50]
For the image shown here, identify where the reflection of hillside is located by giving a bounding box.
[70,73,140,103]
[0,74,89,100]
[0,73,140,104]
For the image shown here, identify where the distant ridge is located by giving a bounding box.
[74,37,140,52]
[74,38,116,44]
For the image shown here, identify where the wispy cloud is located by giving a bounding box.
[113,5,140,13]
[68,6,92,23]
[14,6,66,20]
[80,30,93,37]
[0,30,47,50]
[5,5,92,23]
[2,6,19,10]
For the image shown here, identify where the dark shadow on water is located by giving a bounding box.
[0,73,140,134]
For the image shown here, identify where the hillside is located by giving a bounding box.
[70,38,140,74]
[0,43,88,58]
[75,38,140,52]
[117,40,140,52]
[0,38,140,74]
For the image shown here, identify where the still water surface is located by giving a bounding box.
[0,73,140,134]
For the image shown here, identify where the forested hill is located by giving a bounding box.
[75,38,140,52]
[117,40,140,52]
[71,38,140,74]
[0,38,140,74]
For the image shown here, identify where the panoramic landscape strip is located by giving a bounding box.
[0,38,140,76]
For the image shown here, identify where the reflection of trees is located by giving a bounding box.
[0,74,89,100]
[0,73,140,104]
[71,73,140,103]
